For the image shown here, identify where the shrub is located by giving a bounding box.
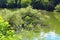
[0,6,50,32]
[0,16,19,40]
[0,16,9,32]
[0,7,50,32]
[55,4,60,12]
[6,6,42,31]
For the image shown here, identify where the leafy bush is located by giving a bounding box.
[55,4,60,12]
[0,16,23,40]
[9,6,42,31]
[20,6,41,29]
[0,9,14,21]
[0,7,50,32]
[0,16,9,32]
[0,16,8,39]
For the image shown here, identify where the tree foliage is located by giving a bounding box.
[0,0,60,11]
[21,0,31,7]
[55,4,60,12]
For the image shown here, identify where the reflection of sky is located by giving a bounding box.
[40,31,60,40]
[22,31,60,40]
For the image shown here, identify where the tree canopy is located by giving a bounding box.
[0,0,60,11]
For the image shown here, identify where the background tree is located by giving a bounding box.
[17,0,21,8]
[6,0,21,8]
[21,0,32,8]
[31,0,60,11]
[0,0,7,7]
[6,0,15,8]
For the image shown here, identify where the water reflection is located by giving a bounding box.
[40,31,60,40]
[22,31,60,40]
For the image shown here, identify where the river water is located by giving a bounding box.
[20,30,60,40]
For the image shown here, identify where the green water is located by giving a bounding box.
[45,12,60,34]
